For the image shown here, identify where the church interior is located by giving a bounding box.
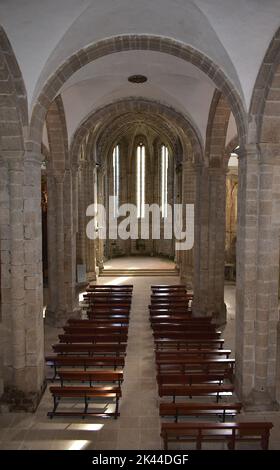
[0,0,280,450]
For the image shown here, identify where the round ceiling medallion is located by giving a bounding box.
[128,74,148,83]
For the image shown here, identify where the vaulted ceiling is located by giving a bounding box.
[1,0,280,148]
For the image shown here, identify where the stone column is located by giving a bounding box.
[45,172,58,318]
[23,151,44,393]
[183,160,195,289]
[193,164,210,314]
[236,144,280,408]
[208,166,227,322]
[76,162,87,266]
[46,170,79,326]
[63,168,79,316]
[86,161,96,281]
[0,155,9,398]
[193,164,226,322]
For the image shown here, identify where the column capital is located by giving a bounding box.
[24,151,44,166]
[52,171,66,184]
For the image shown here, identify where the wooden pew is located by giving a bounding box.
[157,372,227,388]
[160,422,274,450]
[155,349,232,360]
[150,315,212,324]
[45,355,125,379]
[158,383,234,402]
[151,285,187,290]
[154,339,225,350]
[63,325,128,335]
[85,291,132,299]
[48,385,121,418]
[52,343,127,356]
[151,324,217,332]
[156,358,235,379]
[150,308,192,315]
[58,370,123,387]
[159,402,242,422]
[153,331,221,340]
[88,284,133,290]
[151,294,193,300]
[84,298,131,307]
[68,318,129,326]
[58,334,128,344]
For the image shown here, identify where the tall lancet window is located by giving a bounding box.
[161,145,169,218]
[137,143,145,218]
[113,144,120,217]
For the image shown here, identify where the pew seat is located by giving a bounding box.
[159,402,242,422]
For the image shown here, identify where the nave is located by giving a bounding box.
[0,260,279,450]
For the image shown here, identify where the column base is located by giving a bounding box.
[44,307,82,327]
[0,380,47,412]
[87,271,97,282]
[242,389,279,411]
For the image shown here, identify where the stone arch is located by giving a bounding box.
[249,27,280,143]
[70,98,203,167]
[29,35,247,151]
[205,89,232,167]
[0,25,27,152]
[225,135,239,162]
[45,95,69,170]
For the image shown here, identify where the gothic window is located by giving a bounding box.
[161,144,169,218]
[113,144,120,217]
[137,143,145,218]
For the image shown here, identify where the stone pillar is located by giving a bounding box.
[208,167,227,322]
[235,144,280,409]
[193,164,226,322]
[76,162,87,266]
[23,152,44,394]
[0,151,44,404]
[86,161,96,281]
[45,173,58,317]
[193,165,210,314]
[63,169,78,315]
[0,155,9,398]
[45,170,79,326]
[183,161,195,289]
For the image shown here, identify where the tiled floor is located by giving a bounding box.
[0,258,279,450]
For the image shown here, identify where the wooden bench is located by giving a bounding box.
[85,291,132,299]
[48,385,121,418]
[159,402,242,422]
[68,318,129,326]
[45,355,125,379]
[160,421,274,450]
[88,284,133,290]
[151,285,187,290]
[157,372,228,388]
[52,343,127,355]
[154,339,225,350]
[155,349,231,360]
[156,358,235,379]
[87,314,130,322]
[150,309,192,316]
[63,325,128,335]
[151,324,217,332]
[58,334,128,344]
[150,315,212,324]
[58,370,123,387]
[159,383,234,402]
[153,331,221,340]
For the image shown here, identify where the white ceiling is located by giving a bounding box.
[61,51,214,144]
[0,0,278,148]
